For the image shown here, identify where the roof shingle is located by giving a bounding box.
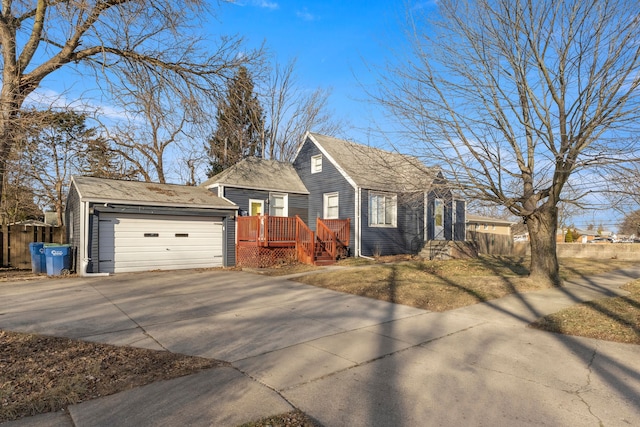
[201,157,309,194]
[72,176,237,209]
[307,133,439,192]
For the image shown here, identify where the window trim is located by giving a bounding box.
[323,192,339,219]
[249,199,264,216]
[369,191,397,228]
[269,192,288,217]
[311,154,323,174]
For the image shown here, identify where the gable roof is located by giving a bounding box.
[200,157,309,194]
[305,133,439,192]
[71,176,237,210]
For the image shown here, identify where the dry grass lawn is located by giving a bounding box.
[531,279,640,344]
[0,331,226,423]
[294,256,638,312]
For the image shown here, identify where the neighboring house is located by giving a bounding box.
[201,157,309,223]
[466,215,515,237]
[66,176,238,276]
[466,214,516,255]
[292,133,466,257]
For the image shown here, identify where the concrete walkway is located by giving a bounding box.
[1,266,639,426]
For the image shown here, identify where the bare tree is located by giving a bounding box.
[263,58,344,161]
[0,0,253,200]
[374,0,640,285]
[103,63,212,184]
[619,210,640,236]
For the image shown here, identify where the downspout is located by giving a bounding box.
[356,187,374,260]
[79,200,88,275]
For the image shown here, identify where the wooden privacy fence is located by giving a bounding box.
[466,231,513,255]
[1,225,66,269]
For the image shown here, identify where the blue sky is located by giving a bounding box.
[215,0,413,145]
[25,0,628,230]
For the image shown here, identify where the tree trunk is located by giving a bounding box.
[526,205,561,287]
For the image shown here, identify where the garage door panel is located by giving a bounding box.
[98,213,224,273]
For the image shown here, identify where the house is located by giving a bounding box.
[293,133,465,257]
[205,132,466,259]
[66,176,238,276]
[466,214,515,237]
[466,214,516,255]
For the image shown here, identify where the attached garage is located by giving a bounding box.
[66,176,238,276]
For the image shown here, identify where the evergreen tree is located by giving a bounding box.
[207,66,265,177]
[79,137,137,180]
[20,110,100,225]
[564,228,574,243]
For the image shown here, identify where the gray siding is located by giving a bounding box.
[88,206,99,273]
[293,138,355,248]
[223,187,307,223]
[65,183,82,270]
[361,190,425,256]
[454,199,466,241]
[225,216,236,266]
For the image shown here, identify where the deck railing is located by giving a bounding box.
[237,215,350,265]
[237,215,296,246]
[296,216,315,265]
[318,218,351,247]
[316,219,337,260]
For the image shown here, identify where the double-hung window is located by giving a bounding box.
[323,192,339,219]
[269,193,288,217]
[311,154,322,173]
[369,192,396,227]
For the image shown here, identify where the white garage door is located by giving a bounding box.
[98,213,224,273]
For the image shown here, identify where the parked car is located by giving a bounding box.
[588,237,614,243]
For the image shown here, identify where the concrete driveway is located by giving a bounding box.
[0,269,425,362]
[2,266,640,426]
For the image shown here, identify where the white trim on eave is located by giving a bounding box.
[204,183,309,195]
[76,197,237,211]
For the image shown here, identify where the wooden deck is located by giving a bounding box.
[237,215,350,267]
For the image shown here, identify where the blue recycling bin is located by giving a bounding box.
[29,242,47,274]
[44,244,72,276]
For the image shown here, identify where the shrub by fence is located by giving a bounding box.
[1,225,66,269]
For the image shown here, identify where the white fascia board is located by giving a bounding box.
[79,197,238,210]
[292,131,312,162]
[307,133,358,190]
[214,183,309,195]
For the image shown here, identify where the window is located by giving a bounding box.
[249,199,263,216]
[269,193,288,216]
[323,192,339,219]
[311,154,322,173]
[369,192,397,227]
